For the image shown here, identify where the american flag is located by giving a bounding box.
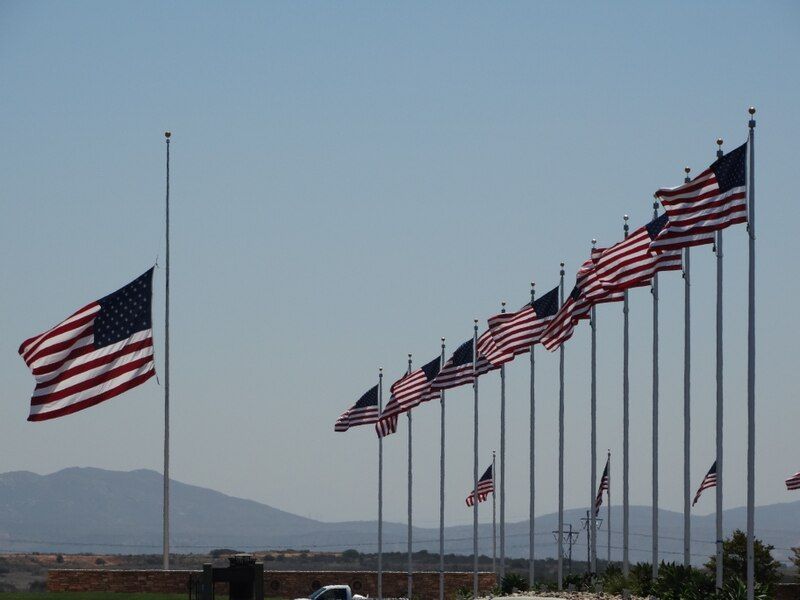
[476,327,515,368]
[541,285,584,352]
[595,456,610,516]
[465,464,494,507]
[485,286,559,356]
[651,142,747,251]
[573,248,624,317]
[595,214,682,292]
[376,357,441,438]
[786,472,800,491]
[431,337,495,391]
[18,270,155,422]
[335,384,379,432]
[692,461,717,506]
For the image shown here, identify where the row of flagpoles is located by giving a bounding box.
[14,111,779,600]
[334,108,763,600]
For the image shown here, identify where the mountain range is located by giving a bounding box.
[0,467,797,565]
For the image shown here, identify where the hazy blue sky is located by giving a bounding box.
[1,1,799,538]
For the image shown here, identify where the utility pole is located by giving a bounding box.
[553,525,581,578]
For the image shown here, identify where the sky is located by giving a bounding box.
[1,1,799,537]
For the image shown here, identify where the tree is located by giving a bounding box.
[705,530,782,591]
[791,547,800,575]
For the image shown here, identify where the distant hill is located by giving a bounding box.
[0,467,797,564]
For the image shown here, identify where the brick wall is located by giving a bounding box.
[48,568,497,599]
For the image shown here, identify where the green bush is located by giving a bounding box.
[717,576,771,600]
[651,562,714,600]
[706,530,782,592]
[500,571,528,593]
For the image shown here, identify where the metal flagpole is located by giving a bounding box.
[715,138,724,592]
[529,282,536,589]
[607,449,611,569]
[378,368,384,600]
[492,450,497,575]
[622,215,630,583]
[652,199,660,581]
[683,166,692,569]
[439,338,446,600]
[163,131,171,571]
[472,320,480,599]
[590,241,598,578]
[499,302,507,580]
[557,262,565,591]
[407,355,413,600]
[746,106,756,600]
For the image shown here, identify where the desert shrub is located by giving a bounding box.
[600,563,627,595]
[28,580,47,592]
[562,572,590,591]
[94,558,105,565]
[651,562,714,600]
[500,571,528,593]
[342,549,360,560]
[717,576,771,600]
[454,584,472,600]
[56,553,64,563]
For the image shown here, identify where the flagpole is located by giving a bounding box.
[622,215,630,585]
[746,106,757,600]
[715,138,724,592]
[529,282,536,589]
[472,319,480,600]
[607,449,611,570]
[407,354,413,600]
[590,241,598,578]
[652,199,660,581]
[378,367,384,600]
[557,262,565,591]
[683,166,692,569]
[499,302,506,580]
[439,338,446,600]
[492,450,497,575]
[162,131,171,571]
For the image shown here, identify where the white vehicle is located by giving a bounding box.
[295,584,368,600]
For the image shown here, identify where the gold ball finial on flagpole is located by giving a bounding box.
[164,131,171,139]
[716,138,723,147]
[749,106,756,115]
[591,238,597,247]
[684,166,691,174]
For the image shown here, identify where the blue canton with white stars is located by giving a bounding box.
[532,286,560,318]
[711,141,747,193]
[94,269,153,349]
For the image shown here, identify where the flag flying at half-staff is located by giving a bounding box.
[486,286,559,356]
[466,463,494,507]
[595,456,610,516]
[335,384,380,432]
[786,472,800,491]
[692,461,717,507]
[19,269,155,422]
[651,142,747,251]
[376,357,441,438]
[595,214,682,292]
